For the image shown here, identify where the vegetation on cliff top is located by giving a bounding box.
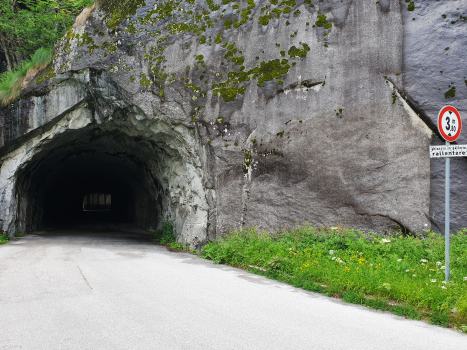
[0,0,93,104]
[0,47,52,105]
[0,0,93,72]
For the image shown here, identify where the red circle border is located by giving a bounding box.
[438,105,462,142]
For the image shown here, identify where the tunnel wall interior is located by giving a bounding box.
[16,128,163,231]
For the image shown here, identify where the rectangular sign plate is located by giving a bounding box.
[430,145,467,158]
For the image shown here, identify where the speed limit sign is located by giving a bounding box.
[438,105,462,142]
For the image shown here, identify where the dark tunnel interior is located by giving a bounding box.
[15,128,165,232]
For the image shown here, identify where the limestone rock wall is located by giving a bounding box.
[1,0,466,243]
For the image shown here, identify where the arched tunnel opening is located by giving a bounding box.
[4,106,211,249]
[15,127,165,232]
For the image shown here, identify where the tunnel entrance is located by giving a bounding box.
[1,103,210,248]
[0,74,211,249]
[15,127,164,231]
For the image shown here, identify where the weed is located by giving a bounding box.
[0,230,10,245]
[430,311,451,327]
[342,290,365,304]
[363,298,389,311]
[14,232,25,237]
[390,305,421,320]
[154,221,176,244]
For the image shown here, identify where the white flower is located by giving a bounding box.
[332,257,336,260]
[431,279,436,283]
[381,238,391,243]
[420,259,428,263]
[370,263,373,266]
[441,266,445,270]
[329,250,334,255]
[451,308,458,313]
[406,269,410,272]
[413,274,417,277]
[331,227,338,230]
[442,281,447,284]
[442,286,447,289]
[397,259,402,262]
[436,261,442,266]
[463,277,467,281]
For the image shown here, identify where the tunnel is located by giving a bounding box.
[11,119,210,248]
[15,127,163,231]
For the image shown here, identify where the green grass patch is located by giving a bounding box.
[0,48,52,105]
[201,225,467,330]
[154,221,176,244]
[0,230,10,245]
[154,222,197,254]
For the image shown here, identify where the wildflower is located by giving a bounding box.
[420,259,428,263]
[431,279,436,283]
[397,259,402,262]
[442,286,447,289]
[463,277,467,281]
[332,257,336,260]
[406,269,410,272]
[436,261,442,266]
[441,266,445,270]
[413,274,417,277]
[421,263,425,266]
[329,250,334,255]
[452,308,458,313]
[442,280,447,284]
[331,227,338,230]
[381,238,391,243]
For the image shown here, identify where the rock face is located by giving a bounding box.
[0,0,465,246]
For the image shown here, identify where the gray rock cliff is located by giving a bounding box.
[0,0,465,247]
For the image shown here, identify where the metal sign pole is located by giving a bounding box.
[445,140,450,282]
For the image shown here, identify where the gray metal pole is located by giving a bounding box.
[445,140,450,282]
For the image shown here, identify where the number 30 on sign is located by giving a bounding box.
[438,106,462,142]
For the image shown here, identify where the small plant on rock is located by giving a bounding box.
[154,221,176,244]
[0,230,10,244]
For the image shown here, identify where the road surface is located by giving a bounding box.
[1,227,466,349]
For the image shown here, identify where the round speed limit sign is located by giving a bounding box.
[438,106,462,142]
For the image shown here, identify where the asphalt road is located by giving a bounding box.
[1,227,466,350]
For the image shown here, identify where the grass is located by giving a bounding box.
[0,231,25,244]
[0,48,53,106]
[200,225,467,331]
[0,230,9,245]
[154,222,197,253]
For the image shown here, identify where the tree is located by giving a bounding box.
[0,0,93,73]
